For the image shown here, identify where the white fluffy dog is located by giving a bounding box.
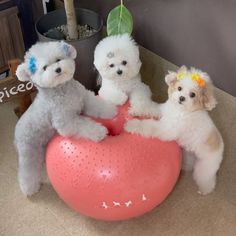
[94,34,159,117]
[15,41,117,196]
[125,66,224,195]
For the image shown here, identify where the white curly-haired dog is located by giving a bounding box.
[15,41,117,196]
[125,66,224,195]
[94,34,159,117]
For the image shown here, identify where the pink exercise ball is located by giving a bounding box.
[46,103,182,221]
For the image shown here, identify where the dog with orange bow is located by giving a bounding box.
[125,66,224,195]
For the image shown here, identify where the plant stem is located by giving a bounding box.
[121,0,123,6]
[64,0,78,40]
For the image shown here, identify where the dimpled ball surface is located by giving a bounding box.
[46,103,182,221]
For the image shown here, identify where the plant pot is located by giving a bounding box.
[35,8,103,91]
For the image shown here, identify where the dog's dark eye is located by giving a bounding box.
[56,59,61,62]
[122,60,127,66]
[43,65,47,71]
[178,86,182,91]
[109,64,114,68]
[190,92,196,98]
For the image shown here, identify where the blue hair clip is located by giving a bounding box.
[63,44,70,57]
[28,57,37,74]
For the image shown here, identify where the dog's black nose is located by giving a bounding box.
[117,69,123,75]
[55,67,61,74]
[179,96,185,102]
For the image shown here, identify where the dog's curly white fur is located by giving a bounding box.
[94,34,159,117]
[125,66,224,195]
[15,41,117,196]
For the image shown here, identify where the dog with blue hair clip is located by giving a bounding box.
[15,41,117,196]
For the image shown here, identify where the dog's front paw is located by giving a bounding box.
[100,103,118,119]
[128,106,155,117]
[125,119,142,134]
[91,124,108,142]
[128,105,143,116]
[78,123,108,142]
[109,93,128,106]
[129,103,161,118]
[19,178,41,197]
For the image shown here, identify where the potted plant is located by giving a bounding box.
[106,0,133,37]
[36,0,102,90]
[36,0,133,91]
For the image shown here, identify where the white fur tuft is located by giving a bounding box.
[94,35,160,117]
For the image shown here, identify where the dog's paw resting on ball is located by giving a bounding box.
[125,66,224,195]
[94,34,160,117]
[15,41,117,196]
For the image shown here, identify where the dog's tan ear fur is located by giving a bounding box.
[178,65,187,73]
[165,71,177,85]
[201,82,217,111]
[165,66,187,86]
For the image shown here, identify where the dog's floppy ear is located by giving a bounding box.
[16,62,31,82]
[61,42,77,59]
[165,71,177,85]
[202,82,217,111]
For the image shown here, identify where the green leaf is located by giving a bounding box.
[107,4,133,36]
